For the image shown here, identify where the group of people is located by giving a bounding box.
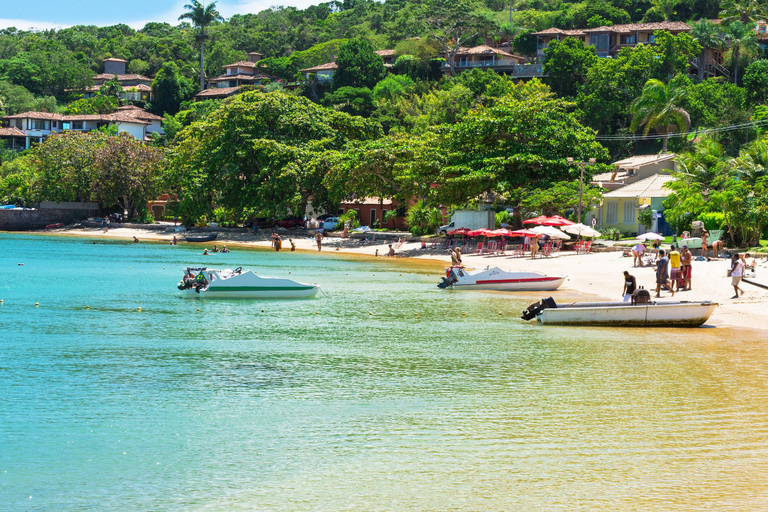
[449,246,463,266]
[270,233,297,252]
[202,244,230,255]
[625,242,760,300]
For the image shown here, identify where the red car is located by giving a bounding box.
[272,217,305,229]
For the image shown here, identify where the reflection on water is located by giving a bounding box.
[0,234,767,510]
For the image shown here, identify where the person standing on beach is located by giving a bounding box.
[730,254,746,298]
[622,271,637,302]
[632,242,645,267]
[289,239,296,251]
[669,245,681,292]
[274,235,282,252]
[701,230,709,258]
[315,230,323,251]
[655,249,674,298]
[454,246,463,265]
[680,245,692,290]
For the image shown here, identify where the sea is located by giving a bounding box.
[1,233,767,510]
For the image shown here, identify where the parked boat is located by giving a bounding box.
[184,233,218,243]
[521,297,717,327]
[438,266,565,291]
[178,267,319,299]
[184,233,219,242]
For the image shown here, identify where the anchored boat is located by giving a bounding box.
[438,266,565,291]
[178,267,319,299]
[522,297,718,327]
[184,233,218,243]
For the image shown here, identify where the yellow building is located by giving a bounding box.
[596,174,676,236]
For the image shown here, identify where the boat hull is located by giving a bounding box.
[181,286,319,299]
[538,301,717,327]
[453,276,565,291]
[184,233,218,242]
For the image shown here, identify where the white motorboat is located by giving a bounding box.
[178,267,319,299]
[521,297,717,327]
[438,266,565,291]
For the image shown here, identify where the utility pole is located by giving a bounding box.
[567,157,596,224]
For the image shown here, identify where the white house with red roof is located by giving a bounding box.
[84,58,154,102]
[195,52,273,100]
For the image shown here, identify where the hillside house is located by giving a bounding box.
[195,52,273,100]
[533,22,728,78]
[1,106,163,148]
[85,58,154,102]
[441,45,539,77]
[300,50,394,83]
[339,197,406,230]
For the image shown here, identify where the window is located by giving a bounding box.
[370,209,377,227]
[647,34,656,43]
[623,202,636,225]
[620,34,636,44]
[606,201,619,224]
[52,121,58,129]
[32,120,47,130]
[71,121,84,130]
[590,34,609,52]
[458,56,469,67]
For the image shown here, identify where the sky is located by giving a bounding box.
[0,0,320,30]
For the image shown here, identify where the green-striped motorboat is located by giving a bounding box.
[178,267,320,299]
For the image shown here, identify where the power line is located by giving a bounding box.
[593,118,768,141]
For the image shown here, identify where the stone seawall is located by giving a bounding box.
[0,208,96,231]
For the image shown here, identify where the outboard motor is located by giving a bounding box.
[521,296,557,320]
[437,269,459,289]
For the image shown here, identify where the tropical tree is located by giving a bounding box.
[724,21,760,85]
[650,0,680,20]
[178,0,223,91]
[630,78,691,153]
[690,19,724,81]
[542,37,598,98]
[743,59,768,104]
[332,39,387,90]
[719,0,768,25]
[151,61,196,115]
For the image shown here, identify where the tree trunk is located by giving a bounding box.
[200,39,206,91]
[733,48,739,85]
[662,135,668,154]
[698,48,705,81]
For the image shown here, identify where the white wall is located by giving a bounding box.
[115,122,146,140]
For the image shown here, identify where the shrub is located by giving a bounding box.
[698,212,725,231]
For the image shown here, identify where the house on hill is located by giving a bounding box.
[441,45,537,77]
[300,50,395,83]
[195,52,273,100]
[1,106,163,148]
[85,58,154,102]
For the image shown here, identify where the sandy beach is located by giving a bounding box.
[24,223,768,332]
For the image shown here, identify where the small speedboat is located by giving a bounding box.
[438,266,565,291]
[178,267,319,299]
[184,233,218,243]
[522,297,717,327]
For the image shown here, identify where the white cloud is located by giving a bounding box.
[0,18,70,30]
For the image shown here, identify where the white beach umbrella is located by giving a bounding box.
[531,225,571,240]
[563,223,601,238]
[636,232,665,241]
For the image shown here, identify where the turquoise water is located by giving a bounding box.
[2,233,768,510]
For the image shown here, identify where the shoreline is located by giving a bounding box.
[7,225,768,334]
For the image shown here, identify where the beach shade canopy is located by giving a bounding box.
[488,228,516,237]
[541,215,574,226]
[522,215,551,225]
[636,232,665,241]
[531,225,571,240]
[447,228,470,236]
[507,229,541,237]
[563,223,602,237]
[466,228,493,237]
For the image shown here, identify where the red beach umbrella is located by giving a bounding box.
[541,215,574,226]
[507,229,541,237]
[447,228,470,235]
[466,228,492,237]
[522,215,551,225]
[488,228,515,237]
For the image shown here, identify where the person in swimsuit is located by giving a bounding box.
[680,245,692,290]
[315,231,323,251]
[730,254,746,298]
[632,242,645,267]
[655,249,674,298]
[622,271,637,302]
[289,239,296,251]
[701,230,709,258]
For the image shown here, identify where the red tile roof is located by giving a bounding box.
[208,73,271,82]
[532,28,587,36]
[453,45,525,60]
[195,86,242,98]
[300,62,338,72]
[0,127,25,137]
[375,49,395,56]
[222,61,258,68]
[3,111,63,120]
[116,106,164,121]
[103,57,128,63]
[92,73,153,82]
[583,21,691,33]
[84,84,152,92]
[2,111,149,125]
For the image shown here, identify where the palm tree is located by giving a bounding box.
[719,0,768,25]
[690,19,724,81]
[179,0,223,91]
[630,79,691,154]
[724,21,760,85]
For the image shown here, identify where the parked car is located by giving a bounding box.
[272,217,304,229]
[323,217,341,231]
[438,221,456,235]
